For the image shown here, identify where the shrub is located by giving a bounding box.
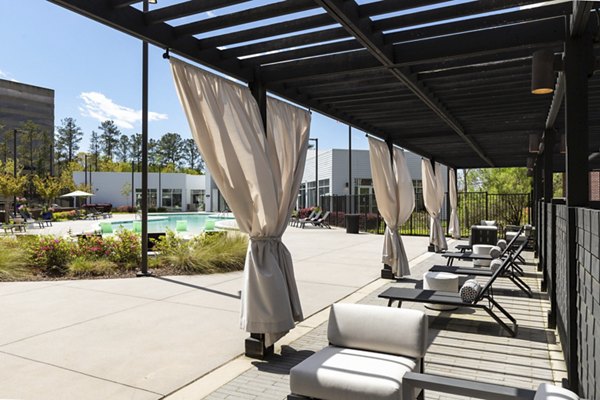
[29,236,74,276]
[156,207,167,212]
[68,257,119,277]
[0,238,31,280]
[76,235,110,259]
[155,231,247,274]
[148,207,157,213]
[108,230,141,268]
[115,205,136,213]
[53,210,77,221]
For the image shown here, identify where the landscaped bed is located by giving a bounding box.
[0,230,248,281]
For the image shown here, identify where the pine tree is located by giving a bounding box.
[182,138,203,172]
[55,117,83,163]
[98,120,120,161]
[89,130,100,170]
[158,132,183,166]
[115,134,131,163]
[130,133,142,169]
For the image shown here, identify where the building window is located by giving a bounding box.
[162,189,182,210]
[591,171,600,201]
[135,189,157,209]
[318,179,330,197]
[191,190,205,211]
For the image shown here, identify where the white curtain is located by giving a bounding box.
[422,159,448,251]
[170,58,310,346]
[368,138,414,277]
[448,168,460,239]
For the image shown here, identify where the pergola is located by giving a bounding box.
[47,0,599,396]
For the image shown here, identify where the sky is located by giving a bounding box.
[0,1,371,152]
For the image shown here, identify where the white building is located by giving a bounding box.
[74,148,447,213]
[299,148,448,211]
[73,171,210,211]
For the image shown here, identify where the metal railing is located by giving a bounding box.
[319,192,531,236]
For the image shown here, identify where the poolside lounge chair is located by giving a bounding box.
[429,240,532,297]
[300,211,330,229]
[401,372,580,400]
[288,303,428,400]
[294,210,318,227]
[442,226,525,266]
[379,253,519,337]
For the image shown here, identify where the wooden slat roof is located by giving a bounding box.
[48,0,599,168]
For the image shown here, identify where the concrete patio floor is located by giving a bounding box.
[0,225,432,400]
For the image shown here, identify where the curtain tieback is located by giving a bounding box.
[250,236,282,242]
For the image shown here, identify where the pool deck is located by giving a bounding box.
[0,224,433,399]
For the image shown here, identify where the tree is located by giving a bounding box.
[182,138,203,172]
[115,134,131,163]
[158,132,183,166]
[89,130,100,170]
[0,160,28,223]
[33,174,63,207]
[148,138,161,167]
[470,167,532,226]
[55,117,83,163]
[98,120,120,161]
[130,133,142,169]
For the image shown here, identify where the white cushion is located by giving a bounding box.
[327,304,428,359]
[490,258,503,272]
[534,383,580,400]
[480,220,497,226]
[459,279,481,303]
[489,245,502,259]
[290,346,416,400]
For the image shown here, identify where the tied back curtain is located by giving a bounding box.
[448,169,460,239]
[170,58,310,346]
[368,138,414,277]
[422,159,448,251]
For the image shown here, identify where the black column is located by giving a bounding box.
[541,130,555,286]
[564,30,592,394]
[245,71,274,359]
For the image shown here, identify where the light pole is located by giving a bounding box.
[131,160,135,209]
[309,138,318,207]
[13,129,17,216]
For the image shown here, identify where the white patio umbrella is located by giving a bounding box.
[61,190,94,208]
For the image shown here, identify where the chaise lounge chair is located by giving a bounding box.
[300,211,330,229]
[379,253,519,337]
[296,210,321,228]
[430,240,532,297]
[442,225,524,266]
[401,372,580,400]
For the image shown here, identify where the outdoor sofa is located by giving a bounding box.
[288,303,428,400]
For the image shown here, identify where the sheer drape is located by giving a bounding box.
[171,58,310,346]
[368,138,414,277]
[448,168,460,239]
[422,159,448,251]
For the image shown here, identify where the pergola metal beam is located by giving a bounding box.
[315,0,495,167]
[48,0,254,82]
[145,0,247,24]
[175,0,318,37]
[544,0,594,131]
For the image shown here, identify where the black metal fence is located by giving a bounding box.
[320,192,531,236]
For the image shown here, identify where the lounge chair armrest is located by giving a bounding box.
[402,372,537,400]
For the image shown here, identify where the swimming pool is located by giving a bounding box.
[110,213,234,235]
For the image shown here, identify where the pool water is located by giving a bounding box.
[111,213,233,234]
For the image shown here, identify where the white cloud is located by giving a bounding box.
[79,91,168,129]
[206,10,215,17]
